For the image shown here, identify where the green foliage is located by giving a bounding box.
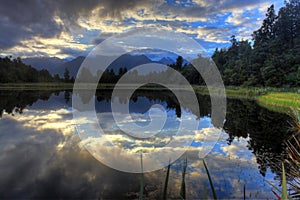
[64,68,70,83]
[0,56,59,83]
[285,112,300,195]
[257,92,300,110]
[169,56,184,72]
[176,56,183,71]
[212,0,300,87]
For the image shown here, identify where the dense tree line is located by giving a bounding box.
[159,0,300,88]
[0,56,52,83]
[0,56,74,83]
[75,67,128,84]
[2,0,299,87]
[212,0,300,87]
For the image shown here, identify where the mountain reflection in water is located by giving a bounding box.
[0,89,292,199]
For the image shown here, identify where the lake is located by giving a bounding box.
[0,89,292,199]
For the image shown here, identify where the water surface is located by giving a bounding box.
[0,89,292,199]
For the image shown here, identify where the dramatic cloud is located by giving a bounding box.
[0,106,276,198]
[0,0,283,58]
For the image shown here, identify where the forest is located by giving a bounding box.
[0,0,299,88]
[0,56,65,83]
[211,0,300,87]
[178,0,300,87]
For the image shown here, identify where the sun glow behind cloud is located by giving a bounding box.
[0,106,276,198]
[0,0,284,58]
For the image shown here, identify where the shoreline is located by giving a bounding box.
[0,83,299,112]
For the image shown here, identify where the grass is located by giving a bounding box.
[257,92,300,110]
[282,162,288,200]
[0,82,191,91]
[267,109,300,199]
[163,159,171,200]
[162,159,220,199]
[194,85,299,98]
[203,160,218,200]
[0,82,74,90]
[1,83,299,113]
[160,157,296,199]
[194,85,300,113]
[266,163,290,200]
[139,153,144,200]
[285,110,300,197]
[180,157,187,199]
[286,135,300,197]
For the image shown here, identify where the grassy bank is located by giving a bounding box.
[0,83,183,90]
[0,83,299,112]
[222,87,300,113]
[189,86,300,113]
[0,83,75,90]
[257,92,300,107]
[256,92,300,113]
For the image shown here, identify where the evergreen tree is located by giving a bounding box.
[0,56,55,83]
[176,56,183,71]
[212,1,300,87]
[64,68,70,83]
[253,5,277,46]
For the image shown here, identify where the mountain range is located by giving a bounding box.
[23,54,180,78]
[22,57,67,73]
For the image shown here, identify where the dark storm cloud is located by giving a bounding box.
[219,0,267,10]
[59,47,87,57]
[0,0,62,49]
[91,32,115,45]
[0,117,63,197]
[156,0,267,20]
[0,0,155,50]
[0,115,161,199]
[0,0,270,52]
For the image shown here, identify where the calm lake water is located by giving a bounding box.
[0,89,292,199]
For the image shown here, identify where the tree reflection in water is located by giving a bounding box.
[0,89,293,186]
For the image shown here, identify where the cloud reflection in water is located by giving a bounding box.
[0,99,275,198]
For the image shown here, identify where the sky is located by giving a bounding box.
[0,0,284,59]
[0,93,277,198]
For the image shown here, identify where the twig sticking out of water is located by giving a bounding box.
[203,160,218,200]
[163,159,171,200]
[180,157,187,199]
[139,153,144,200]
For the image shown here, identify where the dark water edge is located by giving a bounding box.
[0,89,294,199]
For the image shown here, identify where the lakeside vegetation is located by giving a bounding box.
[0,82,298,114]
[1,2,300,86]
[257,92,300,109]
[0,82,74,90]
[194,86,300,113]
[1,0,300,199]
[0,1,299,114]
[211,1,300,87]
[0,88,297,198]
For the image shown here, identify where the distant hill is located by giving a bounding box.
[0,57,55,83]
[22,57,67,73]
[157,56,189,66]
[158,57,175,65]
[53,54,155,78]
[24,54,181,78]
[52,56,85,77]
